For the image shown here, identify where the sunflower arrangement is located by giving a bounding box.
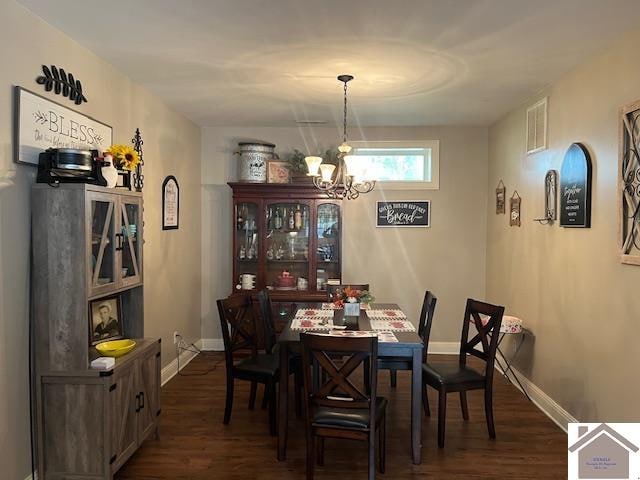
[105,144,140,171]
[332,286,375,308]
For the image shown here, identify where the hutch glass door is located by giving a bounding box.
[120,197,143,287]
[265,202,311,292]
[235,202,260,291]
[315,202,341,291]
[89,194,117,297]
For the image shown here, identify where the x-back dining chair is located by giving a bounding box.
[422,298,505,448]
[256,289,303,415]
[217,295,281,435]
[300,332,387,480]
[378,290,437,389]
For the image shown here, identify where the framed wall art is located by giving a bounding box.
[267,161,290,183]
[376,201,430,228]
[162,175,179,230]
[620,99,640,264]
[496,180,506,214]
[89,295,123,345]
[560,143,592,228]
[510,191,521,227]
[13,86,111,166]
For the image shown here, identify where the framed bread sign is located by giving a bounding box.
[376,201,430,228]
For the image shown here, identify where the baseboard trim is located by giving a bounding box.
[161,339,203,386]
[495,363,577,432]
[24,472,37,480]
[427,341,459,355]
[200,338,224,351]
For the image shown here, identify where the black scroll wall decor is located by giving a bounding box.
[35,65,87,105]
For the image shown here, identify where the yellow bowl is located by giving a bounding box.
[96,339,136,358]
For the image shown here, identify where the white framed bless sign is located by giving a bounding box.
[13,86,112,166]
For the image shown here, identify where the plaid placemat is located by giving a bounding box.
[369,319,415,333]
[291,317,333,331]
[312,330,377,338]
[377,331,399,342]
[295,308,334,318]
[366,309,407,320]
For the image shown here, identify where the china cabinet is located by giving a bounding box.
[229,183,343,329]
[31,184,159,480]
[230,182,343,297]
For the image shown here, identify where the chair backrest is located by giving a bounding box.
[216,295,257,370]
[459,299,504,383]
[256,289,277,354]
[418,290,438,348]
[326,284,370,302]
[300,333,378,421]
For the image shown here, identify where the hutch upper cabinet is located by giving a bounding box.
[88,190,143,298]
[229,183,343,300]
[32,184,158,480]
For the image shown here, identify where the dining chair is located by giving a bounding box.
[378,291,437,390]
[256,289,302,415]
[217,295,281,435]
[326,284,370,302]
[300,332,387,480]
[422,298,504,448]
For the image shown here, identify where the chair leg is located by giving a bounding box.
[306,433,316,480]
[485,387,496,439]
[268,381,277,436]
[261,384,269,410]
[423,385,431,416]
[368,429,376,480]
[248,381,257,410]
[316,437,324,466]
[390,369,397,388]
[294,366,302,418]
[223,375,234,424]
[378,413,386,474]
[438,389,447,448]
[460,391,469,421]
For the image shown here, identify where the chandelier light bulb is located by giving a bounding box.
[304,156,323,176]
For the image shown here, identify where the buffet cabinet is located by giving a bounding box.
[229,182,343,328]
[32,184,159,480]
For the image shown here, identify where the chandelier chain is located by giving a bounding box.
[343,80,348,144]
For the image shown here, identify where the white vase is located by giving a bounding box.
[102,154,118,188]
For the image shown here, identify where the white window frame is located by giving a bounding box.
[349,140,440,190]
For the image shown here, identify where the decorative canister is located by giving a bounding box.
[236,142,275,183]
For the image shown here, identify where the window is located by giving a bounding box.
[349,141,439,189]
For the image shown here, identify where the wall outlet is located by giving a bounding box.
[173,331,180,345]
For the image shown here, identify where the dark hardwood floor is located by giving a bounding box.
[116,353,567,479]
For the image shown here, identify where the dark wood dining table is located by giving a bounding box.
[277,303,424,464]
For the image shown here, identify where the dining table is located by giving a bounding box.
[277,303,424,464]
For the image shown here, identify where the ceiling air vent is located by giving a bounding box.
[526,97,548,155]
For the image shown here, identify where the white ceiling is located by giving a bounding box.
[19,0,640,127]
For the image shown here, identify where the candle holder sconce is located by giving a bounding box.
[534,169,558,224]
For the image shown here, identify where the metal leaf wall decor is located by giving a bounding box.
[35,65,87,105]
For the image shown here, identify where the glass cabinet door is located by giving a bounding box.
[316,203,341,291]
[120,196,143,287]
[265,202,311,291]
[235,202,260,291]
[89,194,118,297]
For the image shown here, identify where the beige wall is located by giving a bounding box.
[201,126,488,344]
[0,1,202,478]
[487,29,640,422]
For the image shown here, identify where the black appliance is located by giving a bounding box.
[37,148,106,185]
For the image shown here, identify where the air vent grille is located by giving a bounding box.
[526,97,548,154]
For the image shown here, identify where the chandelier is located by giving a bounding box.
[305,75,376,200]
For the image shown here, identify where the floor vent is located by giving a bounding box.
[526,97,548,154]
